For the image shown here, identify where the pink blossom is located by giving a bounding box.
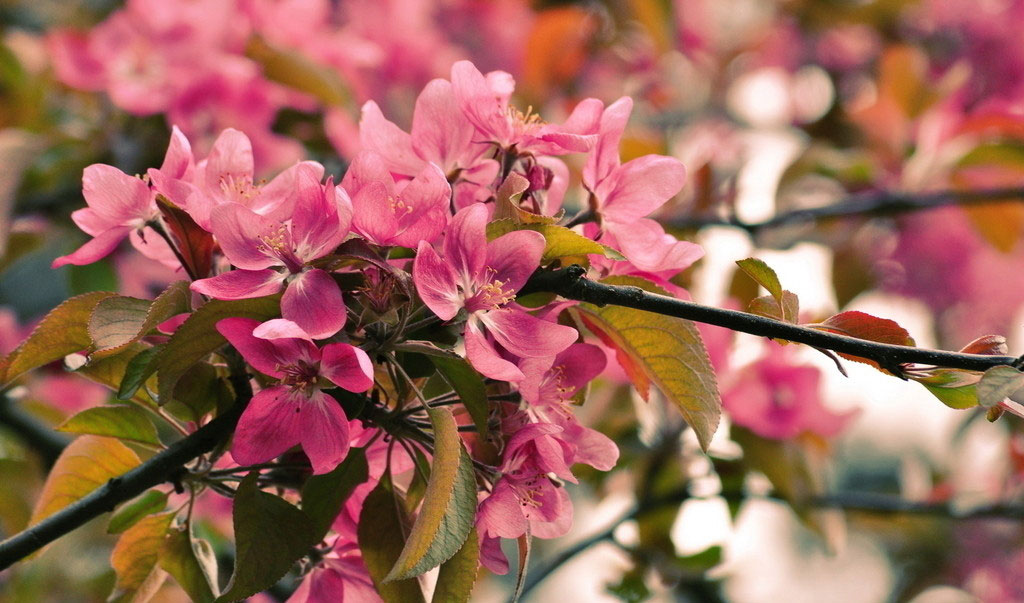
[450,60,603,156]
[722,343,858,440]
[412,204,578,381]
[342,151,450,247]
[192,170,350,339]
[216,317,373,475]
[286,541,381,603]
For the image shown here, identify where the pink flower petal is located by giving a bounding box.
[352,182,399,245]
[257,161,325,221]
[411,79,475,170]
[291,173,348,260]
[231,385,305,467]
[204,128,254,192]
[282,269,346,339]
[252,319,313,341]
[583,96,632,188]
[481,308,577,359]
[51,226,132,268]
[300,389,352,474]
[444,203,487,282]
[485,230,545,293]
[190,269,284,300]
[321,343,374,392]
[209,203,279,270]
[82,164,153,224]
[477,478,528,539]
[412,242,460,321]
[606,219,705,274]
[359,100,422,176]
[216,317,318,379]
[464,320,524,381]
[599,155,687,224]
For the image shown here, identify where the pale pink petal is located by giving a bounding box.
[70,207,111,236]
[444,203,487,282]
[209,203,279,270]
[529,483,572,538]
[231,385,305,466]
[606,219,705,274]
[390,163,450,247]
[477,478,528,539]
[51,226,132,268]
[300,390,352,474]
[191,269,284,300]
[252,319,313,341]
[563,422,619,471]
[351,182,399,245]
[46,30,105,91]
[291,174,348,261]
[485,230,545,293]
[359,100,421,176]
[204,128,254,191]
[257,161,325,221]
[599,155,687,223]
[411,79,475,170]
[583,97,631,188]
[340,151,393,198]
[158,126,193,179]
[412,242,460,321]
[481,308,577,359]
[282,269,346,339]
[478,533,509,575]
[451,60,511,143]
[464,320,524,381]
[82,164,153,224]
[321,343,374,392]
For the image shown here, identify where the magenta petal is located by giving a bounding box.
[485,230,545,293]
[51,226,131,268]
[352,182,398,245]
[282,269,346,339]
[477,478,528,539]
[412,242,460,321]
[300,390,352,474]
[291,172,347,261]
[390,163,450,247]
[82,164,153,224]
[231,385,305,467]
[190,269,284,300]
[209,203,279,270]
[481,308,577,359]
[464,320,524,381]
[444,203,488,282]
[359,101,421,176]
[216,317,317,378]
[321,343,374,392]
[555,343,607,392]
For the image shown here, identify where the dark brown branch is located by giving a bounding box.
[664,187,1024,234]
[0,393,69,469]
[523,266,1018,373]
[0,351,253,571]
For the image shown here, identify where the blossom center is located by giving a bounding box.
[278,359,321,391]
[220,174,262,204]
[256,224,304,272]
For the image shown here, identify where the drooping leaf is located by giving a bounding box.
[301,447,369,542]
[116,344,164,403]
[812,311,916,347]
[156,196,215,279]
[487,219,622,263]
[512,533,532,603]
[109,511,175,601]
[397,342,489,440]
[245,35,350,107]
[574,275,720,450]
[155,295,281,403]
[977,366,1024,408]
[385,407,477,581]
[216,472,318,602]
[914,368,982,410]
[108,490,170,534]
[29,435,141,529]
[88,281,191,359]
[56,404,160,447]
[358,478,426,603]
[431,526,480,603]
[160,526,220,603]
[1,291,116,385]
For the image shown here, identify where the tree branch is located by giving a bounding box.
[664,187,1024,234]
[523,266,1019,373]
[0,352,253,571]
[0,393,69,469]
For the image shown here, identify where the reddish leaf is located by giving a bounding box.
[157,196,215,279]
[960,334,1009,355]
[810,311,916,372]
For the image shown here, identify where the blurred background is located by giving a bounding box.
[2,0,1024,601]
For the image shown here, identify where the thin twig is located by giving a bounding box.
[522,266,1019,373]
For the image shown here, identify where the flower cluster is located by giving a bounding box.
[55,59,705,593]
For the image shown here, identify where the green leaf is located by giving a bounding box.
[977,365,1024,408]
[245,35,350,106]
[301,447,369,542]
[117,345,164,402]
[168,362,233,423]
[358,478,426,603]
[1,291,116,385]
[108,490,170,534]
[29,435,141,530]
[110,511,175,601]
[748,290,799,324]
[160,526,220,603]
[736,258,783,302]
[397,342,490,440]
[431,526,480,603]
[155,295,281,404]
[574,275,721,450]
[75,342,158,408]
[912,368,981,410]
[385,407,477,581]
[216,472,317,602]
[56,404,160,447]
[89,281,191,359]
[487,219,622,263]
